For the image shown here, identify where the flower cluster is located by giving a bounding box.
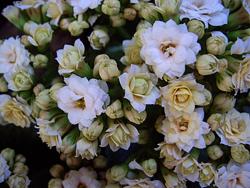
[1,0,250,187]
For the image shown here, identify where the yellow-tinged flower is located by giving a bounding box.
[105,100,124,119]
[75,137,98,160]
[231,144,250,164]
[81,118,104,141]
[198,163,217,187]
[161,74,211,115]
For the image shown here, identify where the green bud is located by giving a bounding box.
[68,20,89,36]
[187,19,205,39]
[207,145,224,160]
[102,0,121,16]
[203,131,216,145]
[216,71,234,92]
[141,159,157,177]
[155,0,181,16]
[49,82,64,102]
[133,2,160,23]
[61,128,80,155]
[35,89,56,110]
[32,54,48,68]
[88,27,110,50]
[206,36,227,55]
[110,165,128,182]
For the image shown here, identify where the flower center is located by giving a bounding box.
[178,119,189,131]
[74,98,86,109]
[160,41,176,57]
[231,119,246,134]
[173,87,191,104]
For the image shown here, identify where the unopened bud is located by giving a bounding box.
[49,164,65,178]
[207,145,224,160]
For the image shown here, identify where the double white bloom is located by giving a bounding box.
[56,74,110,128]
[141,20,200,79]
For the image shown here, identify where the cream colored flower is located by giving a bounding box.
[163,172,187,188]
[46,0,65,26]
[81,118,104,141]
[119,64,160,112]
[215,160,250,188]
[100,120,139,152]
[0,95,32,128]
[216,108,250,146]
[76,137,98,160]
[55,39,85,75]
[0,155,11,183]
[57,74,110,128]
[198,163,217,187]
[62,167,102,188]
[67,0,102,16]
[141,19,200,79]
[161,108,210,152]
[161,74,211,115]
[121,178,165,188]
[0,37,30,74]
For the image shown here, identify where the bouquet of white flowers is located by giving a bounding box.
[1,0,250,187]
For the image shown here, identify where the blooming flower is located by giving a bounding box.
[57,74,110,128]
[62,167,102,188]
[161,74,211,115]
[215,108,250,146]
[231,37,250,57]
[161,108,210,152]
[67,0,102,16]
[0,154,11,184]
[180,0,229,28]
[215,160,250,188]
[0,37,30,74]
[119,64,160,112]
[75,137,98,160]
[121,178,165,188]
[141,20,200,79]
[55,39,85,75]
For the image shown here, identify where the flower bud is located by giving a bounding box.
[102,0,121,16]
[207,113,223,131]
[88,27,110,50]
[49,164,65,178]
[206,35,227,55]
[66,156,82,169]
[110,165,128,182]
[123,101,147,124]
[231,144,250,164]
[59,18,73,30]
[155,0,181,16]
[216,71,234,92]
[211,93,236,113]
[48,178,63,188]
[203,131,216,145]
[0,76,8,92]
[49,83,64,102]
[35,89,56,110]
[7,174,30,188]
[207,145,224,160]
[133,2,160,22]
[196,54,228,75]
[13,162,29,176]
[32,54,48,68]
[110,14,126,27]
[93,155,108,169]
[15,154,26,163]
[1,148,15,168]
[123,8,137,21]
[141,159,157,177]
[187,19,205,39]
[81,118,104,141]
[106,100,124,119]
[61,128,80,155]
[138,129,149,144]
[68,20,89,36]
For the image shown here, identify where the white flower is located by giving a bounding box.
[67,0,102,16]
[55,39,85,75]
[161,108,210,152]
[0,37,30,74]
[180,0,229,28]
[121,178,165,188]
[14,0,45,10]
[62,167,102,188]
[231,37,250,56]
[215,160,250,188]
[141,20,200,79]
[57,74,110,128]
[75,137,98,160]
[119,64,160,112]
[0,154,11,183]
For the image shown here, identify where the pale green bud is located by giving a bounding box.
[206,36,227,55]
[65,156,82,169]
[49,164,65,178]
[15,154,26,164]
[102,0,121,16]
[1,148,15,168]
[93,155,108,169]
[123,101,147,124]
[212,93,236,113]
[68,20,89,36]
[203,131,216,145]
[133,2,160,23]
[88,27,110,50]
[123,8,137,21]
[196,54,228,75]
[141,159,157,177]
[49,82,64,101]
[110,165,128,182]
[207,113,223,131]
[216,71,234,92]
[0,76,8,92]
[155,0,181,16]
[61,128,80,155]
[106,100,124,119]
[231,144,250,164]
[110,14,126,27]
[7,174,30,188]
[59,18,74,30]
[32,54,48,68]
[48,178,63,188]
[207,145,224,160]
[187,20,205,39]
[81,118,104,141]
[35,89,56,110]
[13,162,29,176]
